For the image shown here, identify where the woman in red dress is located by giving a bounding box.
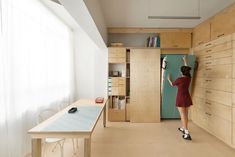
[167,56,192,140]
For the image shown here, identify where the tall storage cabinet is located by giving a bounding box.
[211,4,235,41]
[232,34,235,148]
[192,33,235,146]
[108,47,130,122]
[193,20,211,47]
[130,49,161,122]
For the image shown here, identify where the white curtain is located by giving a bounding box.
[0,0,75,156]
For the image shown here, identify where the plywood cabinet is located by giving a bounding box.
[232,107,235,148]
[110,77,126,95]
[211,5,235,40]
[130,49,160,122]
[108,47,130,122]
[160,32,191,48]
[193,20,211,47]
[192,33,234,147]
[108,47,126,63]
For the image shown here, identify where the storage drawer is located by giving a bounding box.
[118,86,126,95]
[118,78,126,85]
[192,107,209,130]
[111,78,126,86]
[209,34,233,48]
[108,48,126,58]
[192,106,232,145]
[111,87,119,95]
[192,86,206,98]
[108,57,126,63]
[197,49,232,62]
[192,96,206,111]
[204,64,232,78]
[194,34,232,52]
[195,68,205,78]
[207,114,232,145]
[192,97,232,121]
[196,64,232,79]
[111,78,119,86]
[194,77,232,92]
[211,41,232,53]
[233,122,235,146]
[195,42,232,58]
[205,89,232,106]
[205,78,232,92]
[193,87,232,106]
[194,48,214,57]
[203,57,232,67]
[205,100,232,121]
[108,108,126,122]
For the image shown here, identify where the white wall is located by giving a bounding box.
[84,0,108,45]
[94,48,108,97]
[59,0,106,49]
[74,26,108,99]
[45,0,108,99]
[74,28,95,99]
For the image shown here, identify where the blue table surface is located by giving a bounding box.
[41,105,103,132]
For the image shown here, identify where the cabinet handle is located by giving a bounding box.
[205,56,212,58]
[205,68,212,70]
[217,34,225,38]
[198,41,204,45]
[206,79,212,82]
[205,112,212,116]
[205,43,212,47]
[206,50,212,52]
[206,90,211,93]
[205,62,212,65]
[206,102,211,105]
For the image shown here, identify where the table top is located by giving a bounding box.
[28,99,107,138]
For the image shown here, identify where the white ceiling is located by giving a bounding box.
[99,0,235,28]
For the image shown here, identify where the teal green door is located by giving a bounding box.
[161,55,196,119]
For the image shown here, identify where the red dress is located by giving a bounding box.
[172,76,192,107]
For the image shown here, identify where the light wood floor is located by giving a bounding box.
[43,119,235,157]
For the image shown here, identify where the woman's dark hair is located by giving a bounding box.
[181,66,191,77]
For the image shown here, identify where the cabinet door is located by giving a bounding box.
[193,20,211,47]
[160,32,191,48]
[233,107,235,148]
[211,5,235,40]
[130,49,160,122]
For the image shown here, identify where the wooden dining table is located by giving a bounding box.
[28,99,107,157]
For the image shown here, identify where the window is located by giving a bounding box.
[0,0,75,156]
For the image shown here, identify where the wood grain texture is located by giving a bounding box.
[211,4,235,40]
[130,49,160,122]
[108,27,193,34]
[193,20,211,47]
[160,32,192,48]
[32,139,41,157]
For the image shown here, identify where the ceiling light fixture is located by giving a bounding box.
[148,0,201,20]
[148,16,200,19]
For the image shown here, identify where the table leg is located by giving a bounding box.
[84,138,91,157]
[32,139,42,157]
[103,103,106,127]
